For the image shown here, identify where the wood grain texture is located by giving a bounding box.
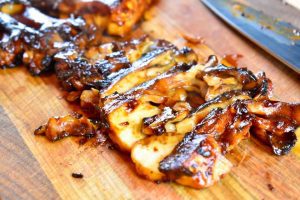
[0,106,60,200]
[0,0,300,199]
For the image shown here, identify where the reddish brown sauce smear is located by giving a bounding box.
[222,54,243,67]
[267,183,274,192]
[125,100,138,112]
[181,33,204,45]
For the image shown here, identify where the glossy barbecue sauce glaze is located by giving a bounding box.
[1,1,299,189]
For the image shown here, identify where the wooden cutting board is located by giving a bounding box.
[1,0,300,199]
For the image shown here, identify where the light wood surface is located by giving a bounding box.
[1,0,300,199]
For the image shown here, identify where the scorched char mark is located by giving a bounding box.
[0,4,98,74]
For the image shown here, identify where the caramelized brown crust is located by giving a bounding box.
[193,101,253,152]
[57,0,153,36]
[246,100,300,124]
[158,101,251,186]
[158,98,299,187]
[11,0,152,36]
[0,0,153,75]
[201,65,272,101]
[34,114,96,141]
[252,116,297,155]
[0,3,97,74]
[246,100,300,155]
[159,133,232,188]
[108,0,153,36]
[103,62,199,114]
[1,2,299,189]
[54,37,187,91]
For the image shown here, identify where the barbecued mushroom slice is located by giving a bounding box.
[246,100,300,155]
[56,0,153,36]
[0,3,95,74]
[173,65,273,136]
[202,64,261,101]
[247,100,300,124]
[0,11,36,68]
[107,0,153,36]
[131,102,252,184]
[131,133,185,181]
[131,98,278,186]
[55,37,198,92]
[105,59,275,152]
[34,114,97,141]
[156,102,253,188]
[159,133,232,189]
[105,63,207,151]
[252,71,273,100]
[175,90,252,135]
[54,37,157,91]
[102,46,198,97]
[251,116,297,155]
